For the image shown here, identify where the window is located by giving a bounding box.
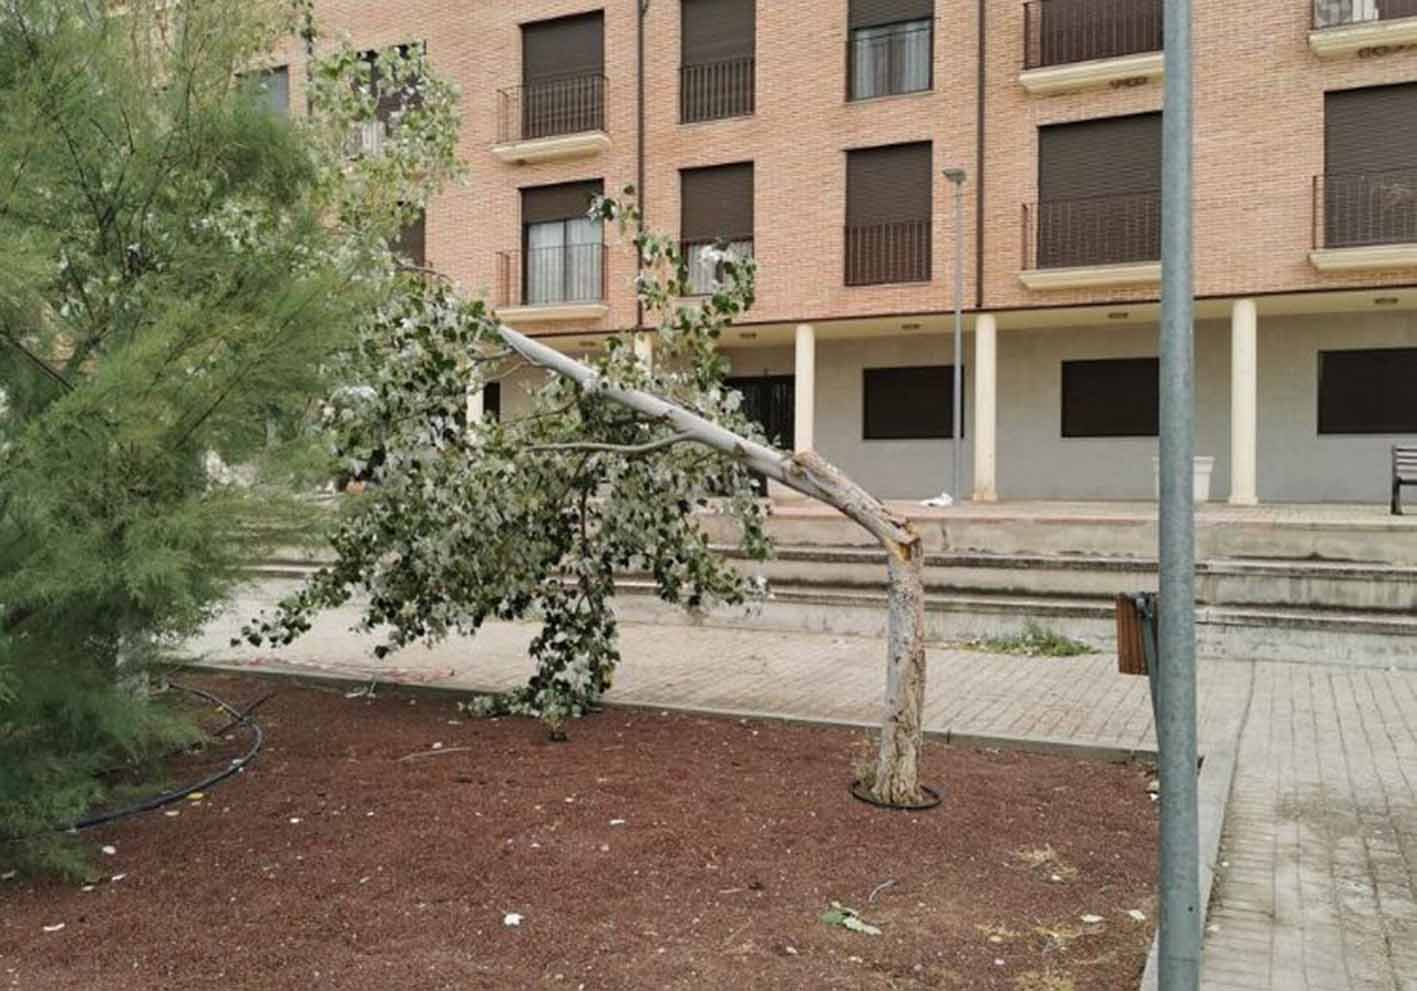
[1318,348,1417,435]
[863,365,960,440]
[1027,0,1163,70]
[1322,83,1417,249]
[354,46,423,157]
[847,1,933,101]
[681,0,755,122]
[391,209,426,268]
[520,12,606,140]
[484,382,502,422]
[243,66,289,117]
[521,180,604,305]
[1035,113,1161,269]
[1060,358,1159,438]
[845,142,932,285]
[680,163,754,294]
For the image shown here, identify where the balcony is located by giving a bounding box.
[492,73,609,165]
[844,220,932,287]
[681,237,755,296]
[1310,1,1417,57]
[680,57,755,123]
[1020,190,1162,289]
[1020,0,1164,95]
[1310,169,1417,271]
[495,243,609,322]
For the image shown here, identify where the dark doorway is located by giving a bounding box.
[725,374,795,494]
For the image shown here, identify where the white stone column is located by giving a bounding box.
[467,387,484,423]
[793,323,815,453]
[972,313,999,502]
[1229,298,1259,506]
[634,332,654,373]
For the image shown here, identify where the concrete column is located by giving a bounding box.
[467,387,484,423]
[1229,299,1259,506]
[634,332,654,373]
[972,313,998,502]
[793,323,815,452]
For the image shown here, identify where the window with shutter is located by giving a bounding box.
[680,163,754,294]
[1322,83,1417,249]
[1026,0,1163,70]
[1318,348,1417,434]
[520,180,605,306]
[1061,358,1160,438]
[391,209,426,268]
[519,12,606,140]
[681,0,755,122]
[863,366,960,440]
[847,0,933,101]
[845,142,932,285]
[1035,113,1161,268]
[353,46,422,158]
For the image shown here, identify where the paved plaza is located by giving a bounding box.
[195,579,1417,990]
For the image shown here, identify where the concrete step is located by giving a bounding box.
[712,546,1417,613]
[609,579,1417,670]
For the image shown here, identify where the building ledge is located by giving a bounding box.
[1309,243,1417,272]
[490,131,610,165]
[1018,51,1163,96]
[1309,17,1417,59]
[497,302,609,323]
[1018,261,1161,291]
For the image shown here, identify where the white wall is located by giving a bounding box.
[726,333,974,500]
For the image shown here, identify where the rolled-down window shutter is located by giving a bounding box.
[682,0,755,65]
[1326,83,1417,176]
[681,163,754,241]
[522,11,605,82]
[521,180,605,225]
[846,142,932,226]
[848,0,933,29]
[1038,112,1161,202]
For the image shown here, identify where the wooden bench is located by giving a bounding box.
[1395,446,1417,516]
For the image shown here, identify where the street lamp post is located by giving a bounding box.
[942,168,967,502]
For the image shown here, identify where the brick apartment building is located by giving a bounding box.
[284,0,1417,503]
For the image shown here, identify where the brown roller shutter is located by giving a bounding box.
[1061,358,1160,438]
[682,0,755,65]
[846,142,932,226]
[681,163,754,241]
[1039,113,1161,201]
[1326,83,1417,176]
[848,0,933,29]
[521,179,604,225]
[522,11,604,83]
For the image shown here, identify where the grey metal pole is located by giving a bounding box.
[943,169,967,500]
[1158,0,1200,988]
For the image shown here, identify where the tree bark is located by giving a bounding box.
[498,325,932,806]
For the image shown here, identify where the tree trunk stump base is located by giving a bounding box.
[849,781,942,811]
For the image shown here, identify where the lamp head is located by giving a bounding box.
[941,168,967,185]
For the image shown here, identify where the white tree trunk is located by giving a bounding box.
[498,327,932,805]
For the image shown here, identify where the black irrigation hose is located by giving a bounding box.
[65,683,265,833]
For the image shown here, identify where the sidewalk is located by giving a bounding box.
[193,579,1417,991]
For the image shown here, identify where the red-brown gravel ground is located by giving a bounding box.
[0,673,1158,990]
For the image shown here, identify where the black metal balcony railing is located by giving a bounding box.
[497,73,606,144]
[496,243,607,308]
[847,22,933,101]
[1313,0,1417,30]
[1315,170,1417,249]
[680,236,754,295]
[1023,190,1162,269]
[844,220,932,286]
[1023,0,1164,70]
[680,57,755,123]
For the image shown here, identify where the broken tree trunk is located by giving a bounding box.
[498,326,932,806]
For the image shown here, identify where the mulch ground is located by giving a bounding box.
[0,673,1158,991]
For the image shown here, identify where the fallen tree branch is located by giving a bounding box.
[528,432,693,457]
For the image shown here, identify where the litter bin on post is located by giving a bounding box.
[1116,592,1160,725]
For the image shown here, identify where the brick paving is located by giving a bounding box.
[193,580,1417,990]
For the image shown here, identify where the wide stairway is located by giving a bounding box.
[251,501,1417,668]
